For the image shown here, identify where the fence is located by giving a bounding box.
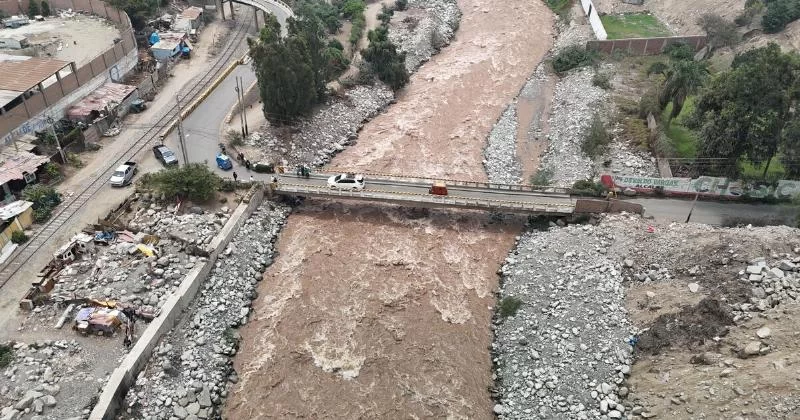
[0,0,138,145]
[587,35,707,56]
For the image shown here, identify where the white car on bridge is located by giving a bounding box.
[327,173,365,191]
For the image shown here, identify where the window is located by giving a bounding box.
[23,171,35,184]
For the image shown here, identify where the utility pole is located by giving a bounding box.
[685,192,699,223]
[240,77,249,136]
[175,96,189,164]
[234,77,246,138]
[46,116,65,164]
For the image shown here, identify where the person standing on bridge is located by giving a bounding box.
[233,171,238,183]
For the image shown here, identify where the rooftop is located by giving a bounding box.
[0,200,32,221]
[0,151,49,185]
[179,6,203,20]
[66,82,137,120]
[0,55,70,92]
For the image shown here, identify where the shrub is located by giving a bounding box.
[638,88,661,119]
[582,113,611,156]
[22,184,61,220]
[646,61,668,76]
[395,0,408,11]
[11,230,28,244]
[253,162,275,173]
[44,162,61,180]
[66,152,83,168]
[28,0,40,17]
[552,46,597,74]
[33,207,53,223]
[530,167,554,186]
[377,4,393,25]
[219,179,237,192]
[148,163,222,202]
[40,1,50,17]
[663,42,694,61]
[499,296,523,318]
[362,26,409,90]
[592,72,612,90]
[328,39,344,51]
[571,179,606,196]
[0,345,13,368]
[697,14,740,50]
[349,14,366,45]
[341,0,365,19]
[762,0,797,33]
[226,129,244,147]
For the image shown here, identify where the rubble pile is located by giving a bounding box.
[539,67,608,187]
[389,0,462,71]
[734,257,800,317]
[0,340,89,420]
[484,105,522,184]
[121,203,290,420]
[600,141,659,178]
[46,197,230,309]
[493,219,634,419]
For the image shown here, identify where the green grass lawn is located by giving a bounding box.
[740,159,786,181]
[662,98,699,158]
[601,13,673,40]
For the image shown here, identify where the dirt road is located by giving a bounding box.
[224,0,554,417]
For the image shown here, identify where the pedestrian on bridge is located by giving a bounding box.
[245,159,251,170]
[233,171,238,183]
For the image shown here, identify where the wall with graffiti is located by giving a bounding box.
[601,174,800,200]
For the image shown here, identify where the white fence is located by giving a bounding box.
[580,0,608,40]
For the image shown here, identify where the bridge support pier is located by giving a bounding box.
[219,0,225,20]
[253,6,259,29]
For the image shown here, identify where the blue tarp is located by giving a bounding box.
[149,32,160,45]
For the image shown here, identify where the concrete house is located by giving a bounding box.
[0,34,29,49]
[149,32,190,61]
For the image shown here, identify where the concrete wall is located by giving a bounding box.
[587,35,707,56]
[579,0,607,40]
[89,186,266,420]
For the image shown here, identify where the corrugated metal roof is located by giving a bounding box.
[0,90,20,108]
[0,151,49,185]
[179,6,203,20]
[66,82,137,120]
[0,56,70,92]
[0,200,32,221]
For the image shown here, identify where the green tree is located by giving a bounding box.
[341,0,365,19]
[395,0,408,11]
[659,60,709,123]
[761,0,796,33]
[108,0,158,29]
[780,117,800,177]
[362,25,409,90]
[149,163,222,202]
[690,43,800,178]
[22,183,61,222]
[28,0,40,17]
[40,1,50,17]
[249,15,317,121]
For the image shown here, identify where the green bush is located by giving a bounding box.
[582,113,611,156]
[349,14,366,45]
[219,179,237,192]
[33,207,52,223]
[28,0,40,17]
[395,0,408,11]
[226,129,244,147]
[499,296,523,318]
[148,163,222,202]
[530,167,553,186]
[663,42,694,61]
[592,72,612,89]
[377,4,394,25]
[328,39,344,51]
[0,345,13,368]
[646,61,668,76]
[571,179,607,196]
[40,1,50,16]
[22,184,61,223]
[762,0,797,33]
[638,88,661,119]
[11,230,28,244]
[552,46,597,74]
[253,162,275,173]
[362,26,409,90]
[44,162,61,180]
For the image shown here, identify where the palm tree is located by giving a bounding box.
[658,60,709,124]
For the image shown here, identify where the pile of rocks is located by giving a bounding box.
[0,340,86,420]
[552,9,596,54]
[732,256,800,319]
[484,105,522,184]
[389,0,461,71]
[45,200,229,309]
[539,68,608,187]
[600,141,659,178]
[493,223,634,419]
[121,202,290,419]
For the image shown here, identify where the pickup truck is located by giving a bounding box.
[109,161,137,187]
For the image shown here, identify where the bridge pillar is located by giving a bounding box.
[219,0,225,20]
[229,0,235,20]
[253,6,259,29]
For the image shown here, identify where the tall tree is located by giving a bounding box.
[249,15,317,122]
[659,59,709,123]
[362,25,409,90]
[28,0,40,17]
[690,43,800,178]
[40,1,50,17]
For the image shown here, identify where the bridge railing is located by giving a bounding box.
[322,168,571,195]
[275,183,575,214]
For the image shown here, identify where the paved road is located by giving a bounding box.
[631,197,798,226]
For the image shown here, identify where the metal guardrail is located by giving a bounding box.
[323,167,571,195]
[275,183,575,214]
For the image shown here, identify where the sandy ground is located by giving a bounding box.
[224,0,555,418]
[0,16,236,342]
[593,0,744,34]
[0,14,122,66]
[332,0,555,180]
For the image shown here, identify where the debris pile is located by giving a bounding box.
[120,203,290,419]
[389,0,462,71]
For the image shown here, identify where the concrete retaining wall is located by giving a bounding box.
[89,187,266,420]
[587,35,707,56]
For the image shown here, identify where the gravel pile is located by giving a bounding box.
[246,86,394,168]
[44,196,229,310]
[120,202,290,420]
[539,68,608,187]
[552,8,596,53]
[493,221,634,419]
[0,340,90,420]
[600,141,659,178]
[390,0,461,72]
[484,105,522,184]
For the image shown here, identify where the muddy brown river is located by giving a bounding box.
[224,0,554,417]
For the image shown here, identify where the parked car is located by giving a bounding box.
[109,161,137,187]
[327,173,365,191]
[152,145,178,166]
[216,153,233,170]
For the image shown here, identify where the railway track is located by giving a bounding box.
[0,13,255,286]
